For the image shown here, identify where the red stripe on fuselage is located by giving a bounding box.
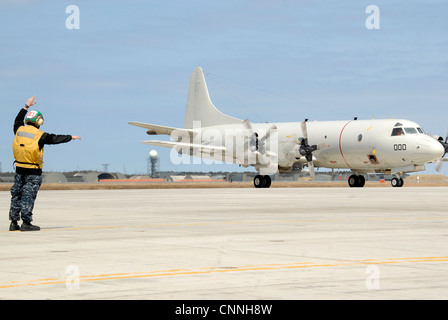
[338,121,352,169]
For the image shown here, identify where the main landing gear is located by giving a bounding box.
[348,174,365,188]
[347,174,404,188]
[253,175,271,188]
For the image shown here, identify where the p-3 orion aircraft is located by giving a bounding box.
[130,66,447,188]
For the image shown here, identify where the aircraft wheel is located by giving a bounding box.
[263,175,271,188]
[348,175,359,188]
[358,175,366,187]
[348,174,365,187]
[391,177,403,188]
[254,175,266,188]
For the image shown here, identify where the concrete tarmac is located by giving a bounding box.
[0,187,447,300]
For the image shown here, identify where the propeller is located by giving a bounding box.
[439,131,448,156]
[243,119,260,153]
[243,119,277,160]
[435,130,448,172]
[298,120,329,178]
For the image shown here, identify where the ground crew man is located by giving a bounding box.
[9,96,81,231]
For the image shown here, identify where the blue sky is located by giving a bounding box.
[1,0,447,175]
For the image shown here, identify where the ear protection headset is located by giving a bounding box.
[36,115,44,126]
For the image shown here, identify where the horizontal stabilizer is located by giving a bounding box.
[129,122,196,136]
[141,140,226,152]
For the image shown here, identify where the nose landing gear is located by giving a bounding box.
[391,176,404,187]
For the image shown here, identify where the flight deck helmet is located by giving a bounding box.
[25,110,44,127]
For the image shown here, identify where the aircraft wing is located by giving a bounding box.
[141,140,226,152]
[128,121,196,136]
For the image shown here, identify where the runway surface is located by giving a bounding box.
[0,187,447,300]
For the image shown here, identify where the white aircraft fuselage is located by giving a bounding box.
[190,119,443,174]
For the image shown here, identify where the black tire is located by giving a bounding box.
[358,175,366,187]
[348,175,359,188]
[254,175,266,188]
[391,177,400,187]
[263,175,271,188]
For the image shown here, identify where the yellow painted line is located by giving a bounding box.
[1,256,447,289]
[360,218,409,221]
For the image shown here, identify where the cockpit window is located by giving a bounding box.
[404,127,418,134]
[391,127,405,136]
[417,127,424,134]
[394,122,403,127]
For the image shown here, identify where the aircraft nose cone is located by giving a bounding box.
[416,137,445,163]
[428,139,445,160]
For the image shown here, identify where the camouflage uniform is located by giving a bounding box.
[9,106,72,229]
[9,174,42,223]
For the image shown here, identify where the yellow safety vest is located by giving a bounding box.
[12,125,45,169]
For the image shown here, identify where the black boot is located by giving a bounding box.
[21,221,40,231]
[9,221,20,231]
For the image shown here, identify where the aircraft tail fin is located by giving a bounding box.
[184,66,242,129]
